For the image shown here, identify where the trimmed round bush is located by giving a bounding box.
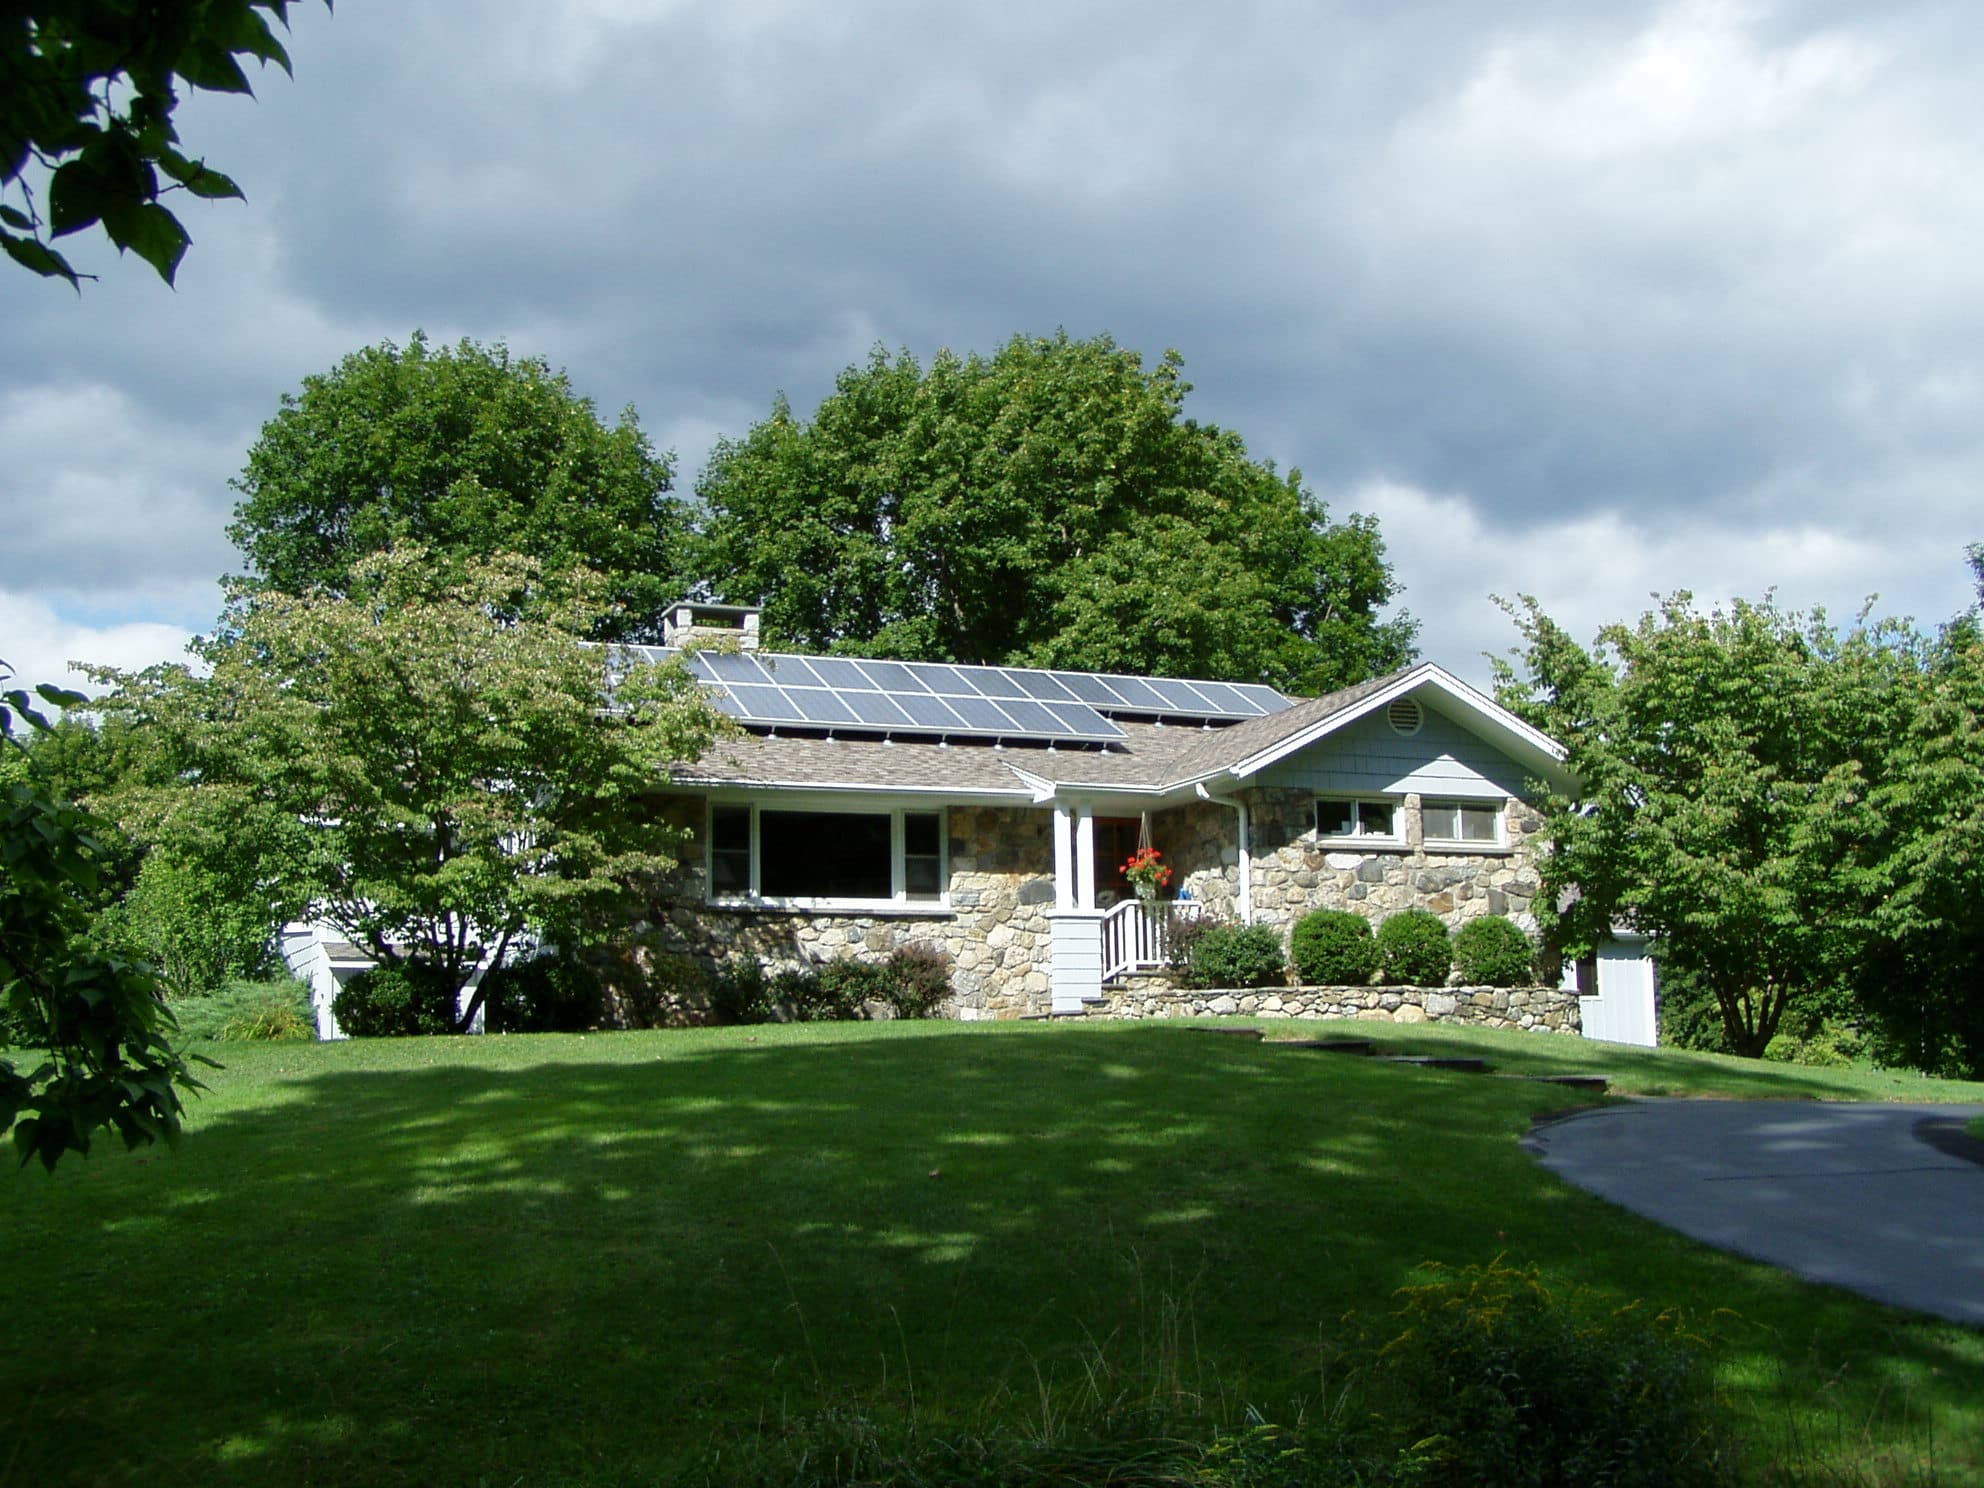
[1377,908,1453,987]
[331,961,459,1036]
[482,954,606,1033]
[1186,923,1286,989]
[1290,909,1379,985]
[1451,915,1535,987]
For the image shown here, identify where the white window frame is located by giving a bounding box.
[1315,795,1403,845]
[1422,797,1506,851]
[705,800,951,914]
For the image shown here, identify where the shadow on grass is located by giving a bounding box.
[3,1023,1981,1486]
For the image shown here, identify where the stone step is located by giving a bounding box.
[1275,1038,1378,1055]
[1377,1055,1493,1074]
[1522,1073,1610,1093]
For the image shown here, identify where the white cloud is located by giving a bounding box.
[1354,478,1979,689]
[0,592,197,698]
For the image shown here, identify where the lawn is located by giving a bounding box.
[5,1020,1983,1486]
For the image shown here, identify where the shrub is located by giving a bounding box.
[710,947,953,1024]
[332,961,460,1036]
[1376,908,1452,986]
[99,850,279,1000]
[1364,1260,1732,1488]
[1186,924,1285,989]
[1165,908,1222,973]
[481,953,606,1033]
[1289,909,1378,985]
[879,944,951,1018]
[1450,915,1534,986]
[710,959,775,1025]
[171,978,316,1041]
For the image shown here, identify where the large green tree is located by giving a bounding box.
[1495,594,1916,1058]
[694,334,1416,693]
[95,547,725,1033]
[4,3,326,286]
[1848,623,1984,1076]
[1,661,202,1171]
[227,334,691,641]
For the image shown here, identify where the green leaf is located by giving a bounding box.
[0,205,31,231]
[47,160,112,238]
[177,43,255,96]
[101,202,191,285]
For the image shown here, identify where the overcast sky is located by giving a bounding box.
[6,0,1981,695]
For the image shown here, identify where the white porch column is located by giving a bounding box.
[1075,805,1097,909]
[1053,804,1076,910]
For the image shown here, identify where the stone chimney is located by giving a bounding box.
[662,601,762,651]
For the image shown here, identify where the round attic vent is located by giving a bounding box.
[1387,697,1423,736]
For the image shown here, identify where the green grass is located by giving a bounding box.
[4,1019,1983,1486]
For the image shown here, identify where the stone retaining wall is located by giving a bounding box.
[1094,981,1582,1034]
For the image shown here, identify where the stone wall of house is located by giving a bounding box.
[1094,981,1581,1034]
[1154,787,1547,935]
[1150,800,1239,914]
[624,784,1553,1027]
[628,800,1054,1023]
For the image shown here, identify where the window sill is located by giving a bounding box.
[1423,841,1513,856]
[706,897,955,918]
[1316,837,1408,852]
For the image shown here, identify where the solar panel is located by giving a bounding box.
[858,659,931,693]
[787,689,860,725]
[1056,672,1127,706]
[655,641,1293,743]
[723,683,806,721]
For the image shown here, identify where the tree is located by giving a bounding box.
[1849,627,1984,1076]
[693,334,1416,693]
[3,3,326,287]
[226,334,691,641]
[1,660,202,1171]
[1495,594,1913,1058]
[96,547,725,1032]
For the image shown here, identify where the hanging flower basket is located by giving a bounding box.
[1123,846,1172,902]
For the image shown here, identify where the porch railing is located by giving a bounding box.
[1102,899,1200,983]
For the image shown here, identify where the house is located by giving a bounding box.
[625,604,1593,1031]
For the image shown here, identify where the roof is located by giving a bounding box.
[668,661,1572,803]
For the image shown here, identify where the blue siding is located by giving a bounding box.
[1258,704,1531,798]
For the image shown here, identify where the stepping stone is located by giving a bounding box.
[1277,1038,1377,1055]
[1379,1055,1492,1074]
[1526,1073,1609,1092]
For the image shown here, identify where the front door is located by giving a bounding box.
[1095,816,1142,907]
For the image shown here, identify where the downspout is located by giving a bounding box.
[1196,783,1251,923]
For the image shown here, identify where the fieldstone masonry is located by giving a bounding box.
[638,801,1055,1021]
[637,788,1563,1029]
[1096,981,1581,1033]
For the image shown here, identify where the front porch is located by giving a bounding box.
[1043,796,1243,1013]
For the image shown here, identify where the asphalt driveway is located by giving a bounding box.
[1525,1099,1984,1326]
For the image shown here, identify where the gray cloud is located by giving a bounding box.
[3,0,1981,684]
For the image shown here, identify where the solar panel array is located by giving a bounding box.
[618,646,1291,744]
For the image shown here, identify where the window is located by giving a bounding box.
[1316,797,1399,841]
[707,803,948,908]
[1424,798,1502,848]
